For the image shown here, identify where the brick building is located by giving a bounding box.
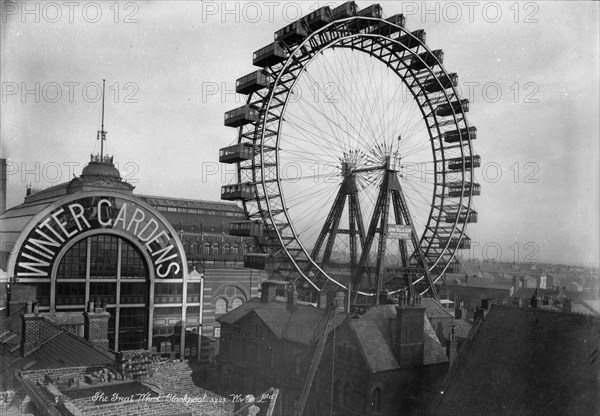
[0,154,261,364]
[216,282,449,416]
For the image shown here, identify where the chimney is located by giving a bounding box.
[445,324,458,367]
[0,158,6,215]
[474,307,485,322]
[335,291,345,313]
[512,276,519,292]
[318,291,328,309]
[83,301,110,350]
[393,296,425,369]
[454,306,463,320]
[21,302,44,357]
[398,289,407,307]
[286,285,298,310]
[261,281,277,303]
[562,298,572,313]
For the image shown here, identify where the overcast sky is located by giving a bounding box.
[1,1,598,267]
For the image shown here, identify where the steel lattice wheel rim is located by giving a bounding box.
[228,12,479,299]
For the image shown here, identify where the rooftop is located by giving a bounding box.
[436,305,599,416]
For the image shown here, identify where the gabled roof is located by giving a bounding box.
[217,298,346,345]
[219,299,449,373]
[436,305,600,416]
[349,305,448,373]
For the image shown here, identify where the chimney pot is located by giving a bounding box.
[26,301,33,314]
[398,290,407,307]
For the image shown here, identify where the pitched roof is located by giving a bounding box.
[436,305,599,416]
[1,311,115,389]
[217,298,346,345]
[219,300,449,372]
[422,298,454,320]
[349,305,448,372]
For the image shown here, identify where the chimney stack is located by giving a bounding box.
[393,295,425,369]
[261,281,277,304]
[454,305,464,320]
[84,302,110,350]
[398,290,407,307]
[446,324,458,367]
[286,285,298,310]
[335,291,345,313]
[318,291,328,309]
[21,307,44,357]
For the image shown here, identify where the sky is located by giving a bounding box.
[1,1,599,267]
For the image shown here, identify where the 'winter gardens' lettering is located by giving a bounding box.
[16,198,182,278]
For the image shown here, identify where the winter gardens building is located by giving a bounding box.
[0,154,263,363]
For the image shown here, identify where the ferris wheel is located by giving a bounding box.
[220,2,480,303]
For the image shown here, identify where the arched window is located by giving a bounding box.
[231,297,243,310]
[371,387,382,411]
[203,243,211,255]
[212,243,220,255]
[232,244,239,255]
[334,380,342,404]
[223,243,230,255]
[343,382,352,407]
[215,298,227,314]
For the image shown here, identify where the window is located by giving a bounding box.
[203,243,211,255]
[232,245,239,255]
[372,387,382,412]
[231,297,243,310]
[212,243,220,255]
[90,235,118,278]
[214,326,221,338]
[216,298,227,314]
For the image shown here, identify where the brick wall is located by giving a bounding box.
[84,311,110,350]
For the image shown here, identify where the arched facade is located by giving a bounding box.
[3,190,202,358]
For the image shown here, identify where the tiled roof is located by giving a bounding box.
[219,300,449,372]
[436,305,599,416]
[1,311,115,389]
[217,298,346,345]
[349,315,399,372]
[349,305,448,372]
